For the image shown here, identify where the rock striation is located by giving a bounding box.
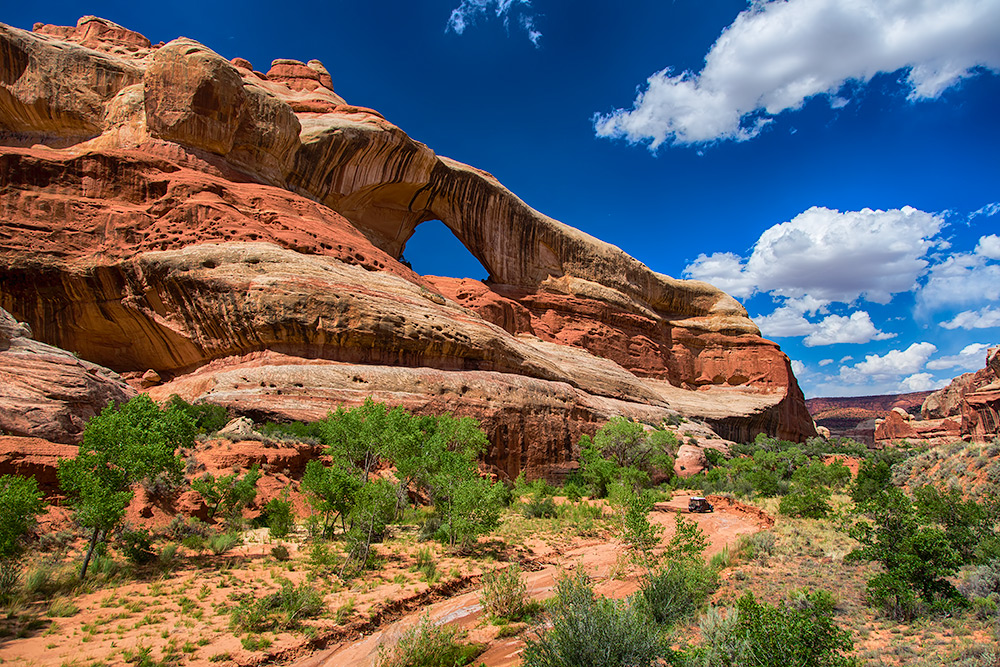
[0,308,134,443]
[0,17,815,477]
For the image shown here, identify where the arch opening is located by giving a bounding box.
[400,219,491,281]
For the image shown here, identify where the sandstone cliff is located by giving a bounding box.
[0,17,815,477]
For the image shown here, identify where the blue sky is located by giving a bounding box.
[7,0,1000,398]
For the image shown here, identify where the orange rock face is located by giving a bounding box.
[0,17,815,478]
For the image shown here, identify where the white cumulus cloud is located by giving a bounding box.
[790,359,807,377]
[446,0,542,46]
[976,234,1000,260]
[941,306,1000,330]
[917,252,1000,312]
[685,206,945,304]
[594,0,1000,147]
[819,358,834,366]
[926,343,993,371]
[803,311,896,347]
[838,342,937,385]
[899,373,944,392]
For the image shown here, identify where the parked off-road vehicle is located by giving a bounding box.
[688,496,714,513]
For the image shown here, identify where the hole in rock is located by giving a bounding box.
[401,220,489,281]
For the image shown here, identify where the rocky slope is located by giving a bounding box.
[0,17,815,477]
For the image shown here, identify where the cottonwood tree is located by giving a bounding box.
[58,395,192,579]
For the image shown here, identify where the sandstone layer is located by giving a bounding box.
[1,17,815,477]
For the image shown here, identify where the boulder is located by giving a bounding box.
[144,38,247,155]
[0,308,135,443]
[673,444,709,478]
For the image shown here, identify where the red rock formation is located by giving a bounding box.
[871,347,1000,447]
[960,347,1000,442]
[0,17,816,478]
[0,308,135,443]
[873,408,961,447]
[805,391,932,444]
[0,436,77,495]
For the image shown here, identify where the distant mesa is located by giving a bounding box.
[0,16,816,479]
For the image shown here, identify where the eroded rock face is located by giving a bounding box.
[0,308,135,443]
[0,17,816,477]
[0,436,77,495]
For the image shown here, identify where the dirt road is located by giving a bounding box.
[295,492,770,667]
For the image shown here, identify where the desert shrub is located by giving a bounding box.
[271,545,290,561]
[479,564,530,622]
[119,527,156,565]
[959,560,1000,600]
[779,484,832,519]
[165,515,212,541]
[640,560,718,626]
[208,533,241,555]
[562,481,583,503]
[521,569,669,667]
[231,579,324,632]
[261,496,295,538]
[376,612,484,667]
[683,591,857,667]
[522,487,558,519]
[737,531,776,562]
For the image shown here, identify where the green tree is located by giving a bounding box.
[779,484,832,519]
[58,395,192,579]
[300,459,361,536]
[0,475,44,560]
[849,488,964,617]
[320,398,414,482]
[192,464,262,524]
[688,591,857,667]
[341,478,398,575]
[850,457,892,504]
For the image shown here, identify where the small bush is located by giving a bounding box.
[231,579,324,632]
[480,564,529,622]
[737,531,776,562]
[521,569,669,667]
[522,490,558,519]
[262,497,295,538]
[640,560,718,626]
[779,485,831,519]
[208,533,241,555]
[271,544,290,561]
[687,591,857,667]
[120,527,156,565]
[376,612,484,667]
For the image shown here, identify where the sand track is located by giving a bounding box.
[292,492,770,667]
